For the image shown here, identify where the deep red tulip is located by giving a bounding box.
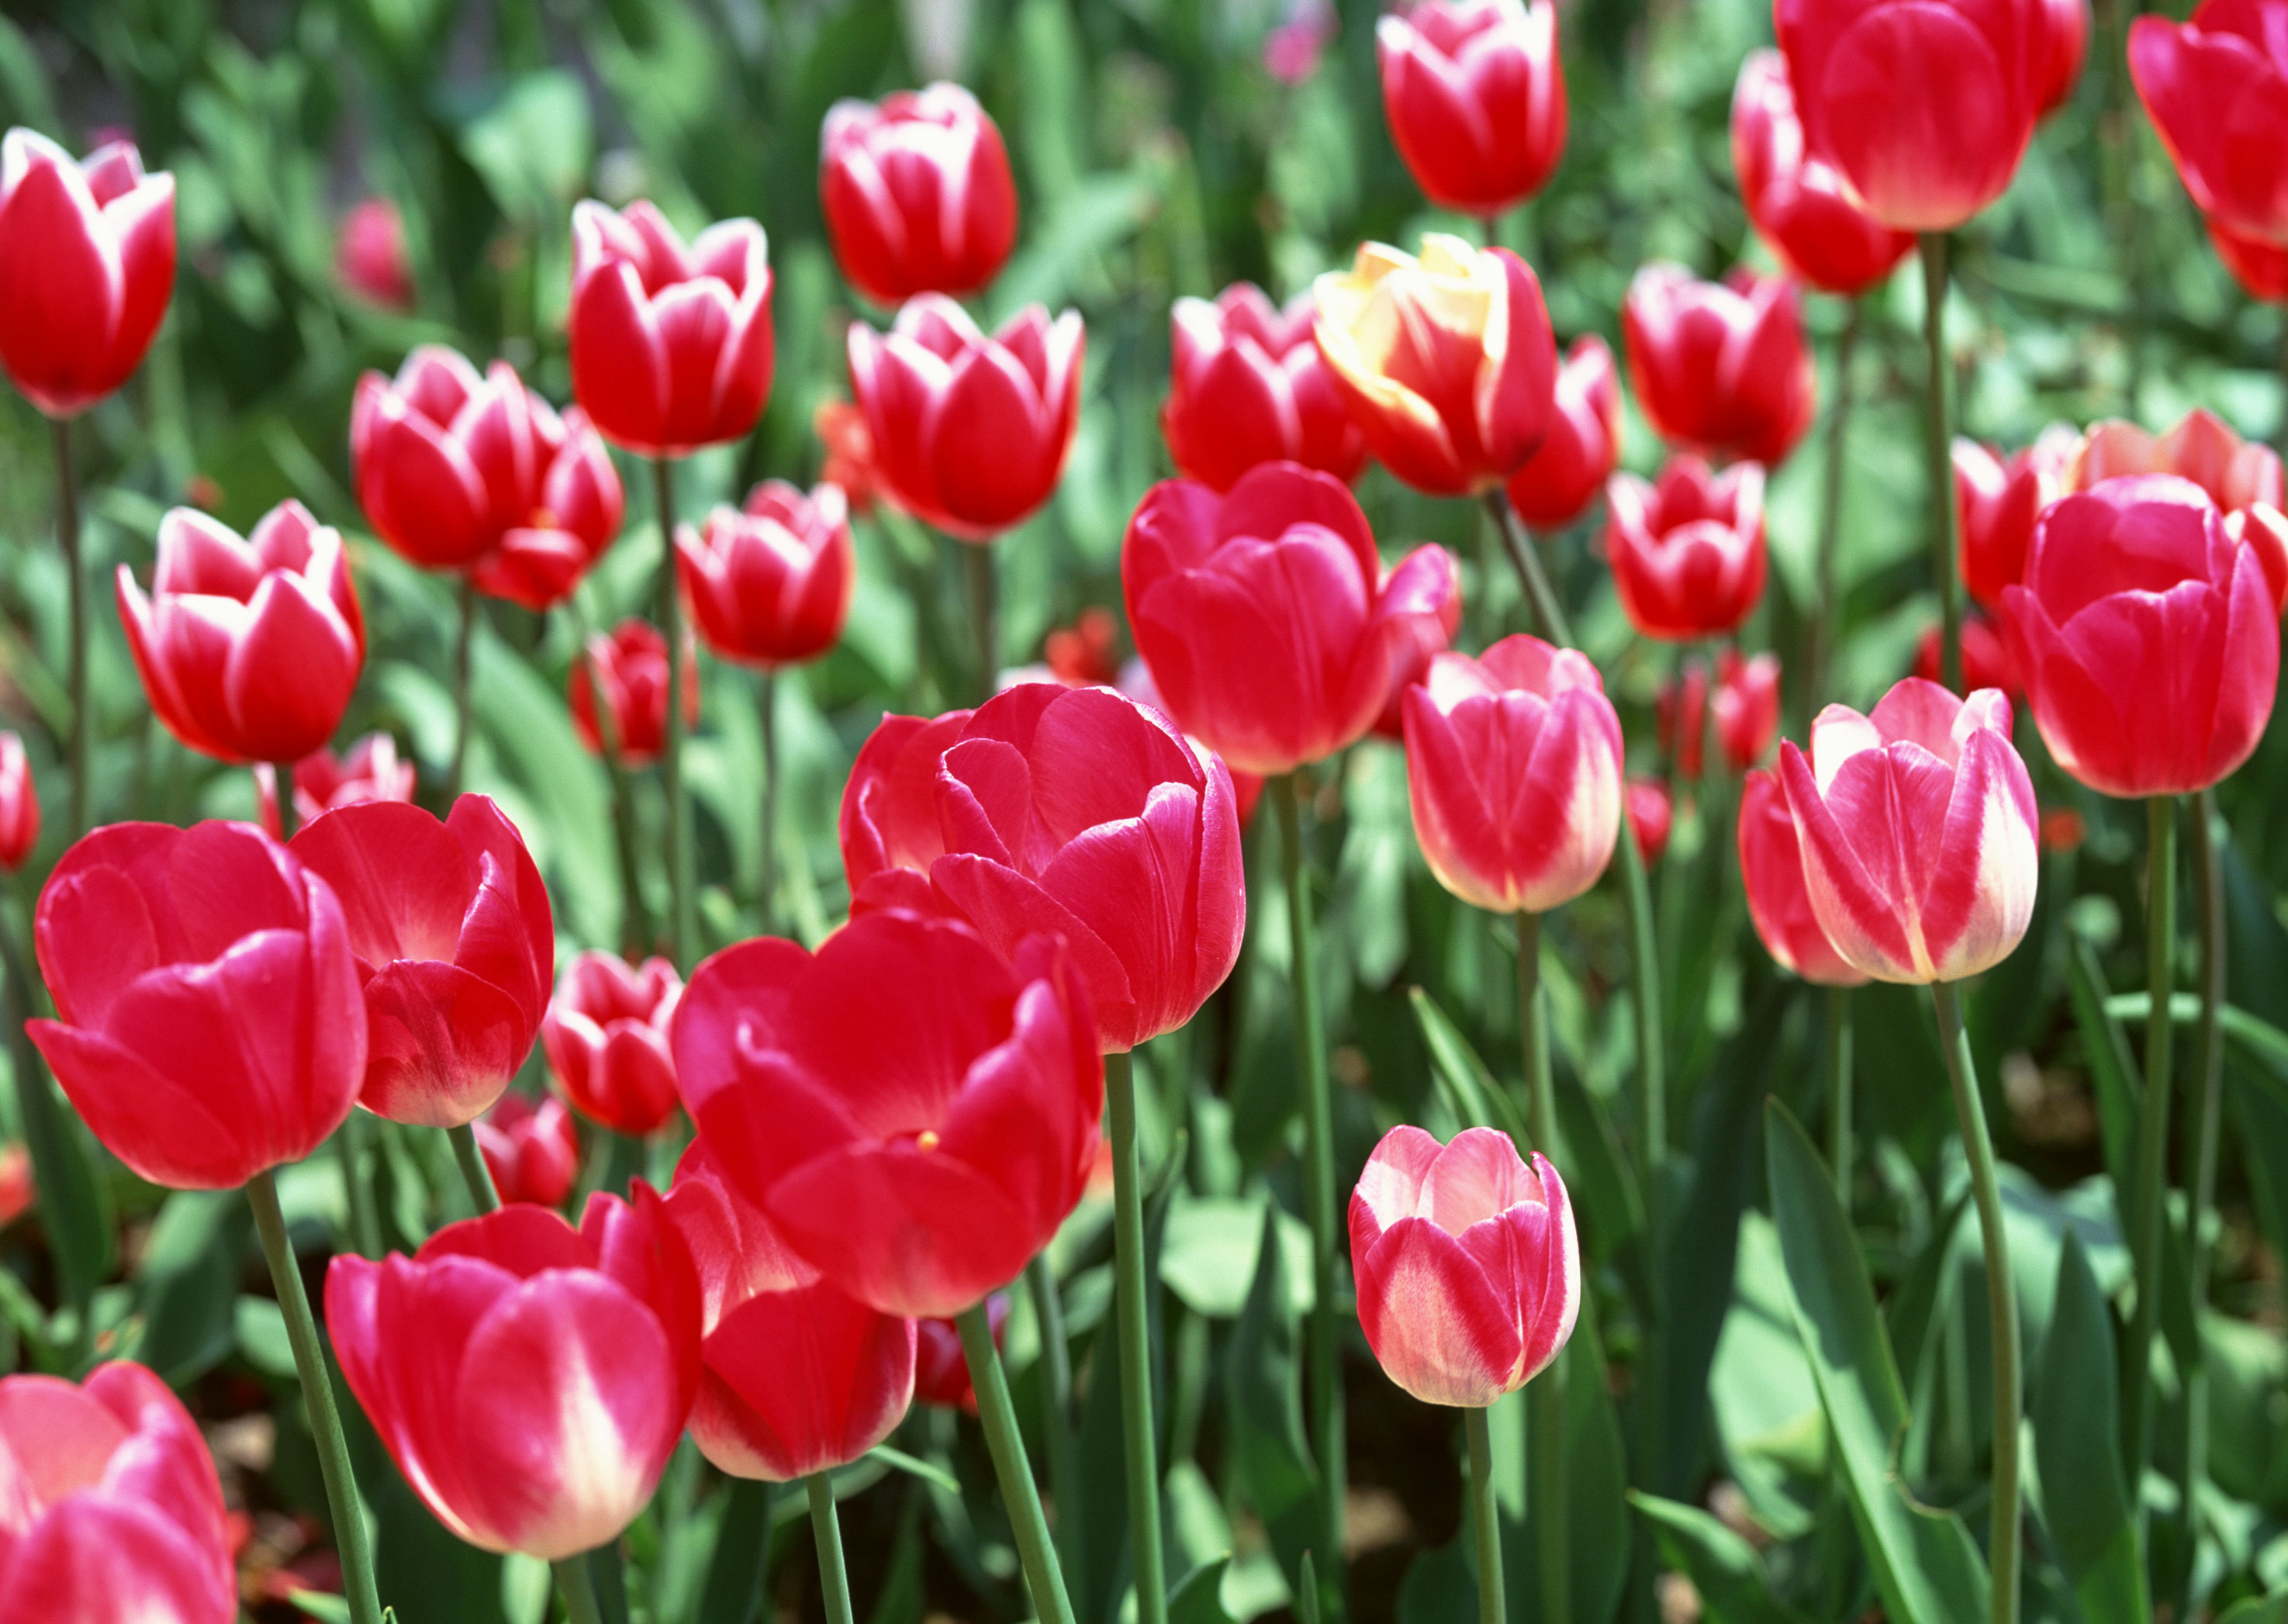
[840,682,1246,1052]
[820,84,1017,306]
[1123,462,1461,775]
[543,952,683,1137]
[2037,0,2091,113]
[2204,209,2288,299]
[1954,428,2078,609]
[569,200,774,456]
[2131,0,2288,249]
[0,1361,237,1623]
[1604,456,1768,641]
[1730,50,1915,295]
[1350,1127,1579,1408]
[118,502,366,767]
[327,1188,701,1560]
[1623,264,1816,467]
[1626,775,1673,866]
[1163,284,1369,491]
[568,618,700,768]
[677,482,853,669]
[2004,474,2279,796]
[1914,610,2021,697]
[674,911,1102,1318]
[1778,679,2037,983]
[1737,768,1868,986]
[847,296,1083,541]
[29,821,365,1188]
[0,130,174,416]
[1377,1,1567,217]
[1504,335,1623,530]
[257,731,417,840]
[914,1293,1009,1413]
[336,196,413,312]
[476,1092,579,1208]
[0,731,36,872]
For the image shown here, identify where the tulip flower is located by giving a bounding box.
[2004,474,2280,797]
[1123,462,1461,775]
[29,820,365,1188]
[1045,607,1121,686]
[1730,51,1914,295]
[1777,678,2038,983]
[2131,0,2288,250]
[841,682,1246,1052]
[2037,0,2091,114]
[0,1361,237,1623]
[1737,769,1868,986]
[1163,284,1370,491]
[1913,610,2020,698]
[1954,428,2077,609]
[568,618,700,767]
[1267,0,1339,81]
[257,731,418,840]
[0,1144,27,1227]
[569,200,774,456]
[847,296,1084,540]
[543,952,683,1137]
[1623,264,1816,468]
[814,398,883,515]
[674,910,1102,1318]
[1349,1126,1579,1408]
[1658,651,1781,776]
[336,196,413,312]
[0,130,175,417]
[677,481,854,669]
[1626,776,1673,866]
[914,1294,1008,1413]
[326,1188,701,1560]
[2070,407,2282,517]
[2204,209,2288,300]
[117,502,366,767]
[1313,234,1557,496]
[1376,0,1567,217]
[0,731,36,871]
[1504,335,1623,530]
[820,83,1018,306]
[1603,456,1768,641]
[475,1092,579,1208]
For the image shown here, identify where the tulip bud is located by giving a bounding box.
[1661,651,1781,776]
[1504,335,1623,530]
[1954,428,2078,609]
[677,482,854,669]
[568,618,700,768]
[336,196,413,311]
[1737,769,1868,986]
[543,952,684,1137]
[1623,264,1816,468]
[257,731,418,840]
[1603,456,1768,641]
[819,84,1018,306]
[914,1293,1009,1413]
[1163,284,1369,491]
[475,1092,579,1208]
[1376,1,1567,218]
[1730,51,1913,296]
[2131,3,2288,248]
[1626,776,1673,866]
[0,731,37,872]
[814,399,883,515]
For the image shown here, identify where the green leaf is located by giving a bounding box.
[2219,1593,2288,1624]
[285,1591,354,1623]
[2066,936,2140,1195]
[458,71,594,222]
[2034,1232,2149,1624]
[1225,1200,1319,1608]
[133,1191,249,1386]
[1630,1492,1814,1624]
[1160,1196,1312,1318]
[866,1444,960,1495]
[233,1295,297,1379]
[1170,1557,1240,1624]
[1394,1534,1476,1624]
[1515,1319,1631,1624]
[1406,985,1530,1150]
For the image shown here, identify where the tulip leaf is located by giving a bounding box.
[1630,1491,1816,1624]
[133,1190,249,1386]
[1406,985,1530,1152]
[695,1478,775,1624]
[2034,1231,2150,1624]
[1510,1308,1632,1624]
[1169,1557,1240,1624]
[1394,1532,1476,1624]
[1225,1199,1319,1608]
[866,1444,961,1496]
[285,1592,354,1623]
[2219,1592,2288,1624]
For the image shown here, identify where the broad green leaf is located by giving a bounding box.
[2066,936,2139,1197]
[1225,1201,1319,1612]
[1407,984,1529,1151]
[2034,1232,2148,1624]
[1514,1316,1632,1624]
[134,1191,248,1386]
[1394,1535,1475,1624]
[1170,1558,1241,1624]
[1160,1196,1312,1318]
[1630,1492,1814,1624]
[233,1295,296,1379]
[2220,1594,2288,1624]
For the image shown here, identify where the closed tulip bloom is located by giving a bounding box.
[1314,234,1557,496]
[118,502,366,767]
[1401,638,1621,914]
[0,130,175,417]
[0,731,36,872]
[1123,462,1461,775]
[29,821,365,1188]
[1626,775,1673,866]
[1737,769,1868,986]
[1604,456,1768,641]
[569,200,773,456]
[1377,0,1567,217]
[465,414,624,611]
[2131,0,2288,247]
[1623,263,1816,467]
[326,1188,701,1560]
[1777,679,2038,983]
[476,1092,579,1208]
[1045,607,1122,686]
[543,952,683,1137]
[1954,428,2078,609]
[814,399,883,515]
[1350,1127,1579,1408]
[568,618,700,768]
[1730,51,1914,295]
[674,911,1102,1318]
[1163,284,1369,490]
[677,482,854,668]
[840,682,1246,1052]
[820,84,1018,306]
[0,1362,236,1624]
[1504,335,1623,529]
[2004,474,2280,796]
[1914,609,2021,696]
[258,731,418,840]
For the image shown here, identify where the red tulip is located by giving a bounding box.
[2204,209,2288,299]
[0,1361,237,1623]
[1377,0,1567,217]
[1504,335,1623,529]
[1777,679,2037,983]
[814,399,883,515]
[0,130,174,417]
[820,84,1018,306]
[847,296,1083,541]
[1349,1127,1579,1408]
[0,731,36,872]
[1954,428,2078,609]
[677,482,854,669]
[914,1293,1009,1413]
[1914,610,2021,697]
[568,618,700,768]
[118,502,366,767]
[1623,264,1816,467]
[1123,462,1461,775]
[0,1143,28,1227]
[257,731,417,840]
[326,1188,701,1560]
[29,821,365,1189]
[336,196,413,312]
[673,911,1102,1318]
[1604,456,1768,641]
[1658,651,1780,776]
[840,682,1246,1052]
[1737,769,1868,986]
[543,952,683,1138]
[2004,474,2279,796]
[1730,50,1914,295]
[2070,408,2282,517]
[2131,0,2288,248]
[475,1092,579,1208]
[569,200,774,456]
[1045,607,1122,686]
[1626,775,1673,866]
[1163,284,1369,491]
[2037,0,2091,114]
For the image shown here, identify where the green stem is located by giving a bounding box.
[956,1297,1078,1624]
[1464,1405,1505,1624]
[247,1169,384,1624]
[652,457,694,972]
[336,1111,382,1259]
[1616,814,1665,1206]
[448,1120,502,1214]
[1805,299,1862,727]
[271,762,300,839]
[1024,1251,1080,1572]
[1919,234,1962,696]
[2125,795,2176,1518]
[1106,1050,1168,1624]
[449,575,478,800]
[965,538,999,703]
[554,1553,604,1624]
[1514,913,1567,1624]
[806,1473,856,1624]
[1827,985,1854,1206]
[53,416,87,836]
[566,599,651,959]
[2179,788,2226,1619]
[1484,489,1575,649]
[757,667,779,933]
[1930,981,2022,1624]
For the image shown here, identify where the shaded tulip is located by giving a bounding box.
[0,1361,237,1623]
[0,731,36,871]
[1623,263,1816,467]
[1730,50,1914,295]
[914,1293,1009,1414]
[1349,1126,1579,1408]
[1914,610,2020,696]
[1044,607,1121,686]
[326,1189,701,1560]
[1626,775,1673,866]
[568,618,700,767]
[1377,0,1567,217]
[475,1092,579,1208]
[257,732,417,840]
[840,682,1246,1052]
[1313,234,1557,496]
[814,398,883,515]
[1122,461,1461,775]
[1504,335,1623,530]
[117,502,366,767]
[336,196,413,311]
[677,482,853,668]
[29,821,365,1188]
[1737,768,1868,986]
[0,1142,28,1227]
[2037,0,2092,114]
[543,952,683,1137]
[820,84,1018,306]
[1954,428,2078,609]
[2204,209,2288,300]
[1777,679,2038,983]
[1163,284,1369,490]
[2130,0,2288,248]
[569,200,773,456]
[2003,474,2279,796]
[1604,456,1768,641]
[673,910,1102,1318]
[0,130,175,417]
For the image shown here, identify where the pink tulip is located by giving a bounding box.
[257,732,417,839]
[819,84,1018,306]
[1626,775,1673,866]
[543,952,683,1137]
[1730,50,1914,295]
[0,731,36,872]
[1738,769,1868,986]
[336,196,413,311]
[475,1092,579,1208]
[1603,456,1768,641]
[1954,428,2078,610]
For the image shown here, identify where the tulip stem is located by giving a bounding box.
[2178,788,2227,1618]
[651,457,695,973]
[756,667,779,933]
[1024,1251,1080,1571]
[1485,489,1575,649]
[1930,981,2021,1624]
[448,1120,502,1214]
[2124,795,2177,1537]
[806,1473,856,1624]
[1918,234,1963,695]
[53,416,88,836]
[1827,986,1854,1204]
[1464,1405,1505,1624]
[247,1168,384,1624]
[336,1111,382,1259]
[965,539,998,703]
[1514,912,1568,1624]
[449,575,477,800]
[1106,1049,1169,1624]
[956,1296,1079,1624]
[553,1553,604,1624]
[1805,298,1862,726]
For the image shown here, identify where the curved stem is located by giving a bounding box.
[1514,913,1567,1624]
[1106,1050,1168,1624]
[1464,1405,1505,1624]
[806,1473,855,1624]
[757,667,779,934]
[448,1120,502,1214]
[1827,986,1855,1205]
[1484,489,1575,649]
[449,575,478,800]
[1919,234,1962,695]
[53,417,88,836]
[2125,795,2176,1517]
[1805,299,1862,725]
[1023,1252,1080,1570]
[957,1297,1078,1624]
[553,1553,604,1624]
[651,457,694,972]
[966,539,999,703]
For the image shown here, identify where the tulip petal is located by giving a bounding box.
[690,1280,916,1482]
[1357,1215,1524,1408]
